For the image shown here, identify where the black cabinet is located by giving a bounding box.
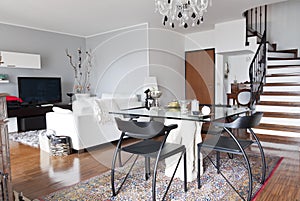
[8,103,71,132]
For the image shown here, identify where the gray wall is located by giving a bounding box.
[0,23,85,102]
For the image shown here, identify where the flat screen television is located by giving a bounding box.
[18,77,62,105]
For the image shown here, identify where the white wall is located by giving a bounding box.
[148,28,186,106]
[227,54,253,88]
[85,24,149,97]
[185,30,215,51]
[215,19,247,54]
[268,0,300,54]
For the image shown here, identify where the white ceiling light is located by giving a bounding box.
[155,0,212,29]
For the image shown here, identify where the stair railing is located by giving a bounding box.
[244,5,267,46]
[244,5,268,109]
[249,31,267,109]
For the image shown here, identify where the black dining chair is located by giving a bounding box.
[197,112,266,201]
[111,117,187,201]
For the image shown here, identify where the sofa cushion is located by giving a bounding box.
[94,99,120,124]
[72,97,96,115]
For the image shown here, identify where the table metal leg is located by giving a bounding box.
[197,143,202,189]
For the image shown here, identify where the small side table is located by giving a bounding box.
[227,93,236,105]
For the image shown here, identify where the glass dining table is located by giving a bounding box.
[109,105,251,123]
[110,105,266,200]
[109,105,251,175]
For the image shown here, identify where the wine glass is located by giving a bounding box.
[66,92,74,105]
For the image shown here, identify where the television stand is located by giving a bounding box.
[7,103,71,132]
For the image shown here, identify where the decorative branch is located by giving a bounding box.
[66,48,93,93]
[65,49,78,78]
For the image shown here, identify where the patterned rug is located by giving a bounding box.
[9,130,45,148]
[36,153,282,201]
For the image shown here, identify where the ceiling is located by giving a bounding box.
[0,0,286,37]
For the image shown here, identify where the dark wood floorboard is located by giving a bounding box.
[10,138,300,200]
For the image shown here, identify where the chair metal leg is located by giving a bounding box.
[111,133,139,197]
[145,156,151,180]
[249,128,266,183]
[224,127,253,201]
[152,150,186,201]
[227,153,234,159]
[118,149,123,167]
[112,154,139,196]
[216,151,220,174]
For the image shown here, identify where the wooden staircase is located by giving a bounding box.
[253,48,300,149]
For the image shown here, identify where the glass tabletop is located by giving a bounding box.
[109,106,251,122]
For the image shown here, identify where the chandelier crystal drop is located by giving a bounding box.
[155,0,211,29]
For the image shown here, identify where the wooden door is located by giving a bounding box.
[185,49,215,105]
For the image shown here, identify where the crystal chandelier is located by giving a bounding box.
[155,0,211,28]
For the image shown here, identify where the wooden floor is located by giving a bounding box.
[10,139,300,200]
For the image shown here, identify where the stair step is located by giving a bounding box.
[256,133,300,146]
[258,101,300,107]
[267,66,300,75]
[256,123,300,133]
[262,91,300,96]
[254,128,300,138]
[260,95,300,103]
[263,86,300,92]
[266,73,300,77]
[267,65,300,69]
[267,43,276,51]
[264,82,300,86]
[268,49,298,56]
[268,57,300,60]
[266,76,300,83]
[256,105,300,113]
[267,52,295,58]
[268,59,300,66]
[262,112,300,119]
[261,117,300,126]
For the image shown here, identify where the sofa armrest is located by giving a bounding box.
[46,112,81,150]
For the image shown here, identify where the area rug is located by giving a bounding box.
[36,153,282,201]
[9,130,45,148]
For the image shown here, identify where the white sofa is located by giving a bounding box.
[46,95,142,151]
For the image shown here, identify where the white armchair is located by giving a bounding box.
[46,96,141,151]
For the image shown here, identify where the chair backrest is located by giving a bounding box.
[223,112,263,129]
[115,117,165,139]
[236,89,251,107]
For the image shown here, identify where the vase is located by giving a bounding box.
[75,93,90,100]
